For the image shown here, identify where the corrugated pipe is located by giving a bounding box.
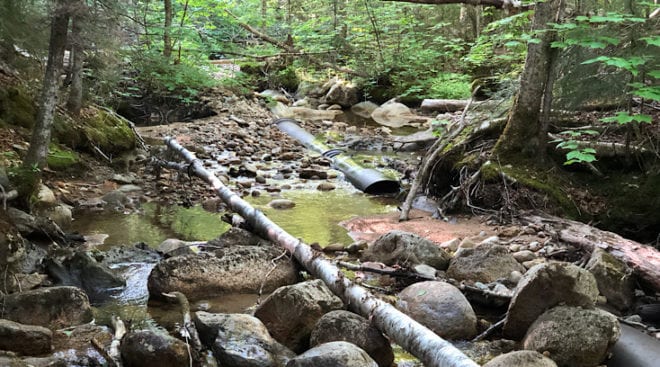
[275,118,400,195]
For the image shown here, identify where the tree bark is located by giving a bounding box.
[66,1,86,116]
[493,0,560,160]
[24,0,70,169]
[163,136,479,367]
[163,0,173,59]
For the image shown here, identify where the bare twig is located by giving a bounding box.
[257,249,290,304]
[472,316,506,342]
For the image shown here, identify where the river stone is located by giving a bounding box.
[120,330,189,367]
[371,102,425,128]
[310,310,393,367]
[351,101,379,119]
[483,351,557,367]
[523,306,620,367]
[47,251,125,303]
[586,248,635,310]
[447,244,525,283]
[321,79,359,107]
[36,184,56,207]
[503,262,599,340]
[286,341,378,367]
[269,199,296,209]
[362,230,451,270]
[316,182,336,191]
[148,245,298,301]
[156,238,196,257]
[396,281,477,340]
[512,250,536,263]
[254,279,344,353]
[0,319,53,355]
[207,227,272,248]
[194,312,295,367]
[0,286,93,328]
[102,190,130,209]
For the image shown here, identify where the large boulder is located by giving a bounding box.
[46,251,125,303]
[207,227,272,248]
[350,101,379,119]
[286,341,378,367]
[321,79,359,107]
[586,248,635,311]
[148,245,299,301]
[483,351,557,367]
[396,281,477,340]
[362,230,451,270]
[503,262,599,339]
[254,279,344,353]
[447,244,525,283]
[310,310,393,367]
[523,306,620,367]
[0,286,93,329]
[371,102,428,128]
[194,311,295,367]
[0,319,52,355]
[120,330,189,367]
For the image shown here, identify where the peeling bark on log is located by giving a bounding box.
[524,214,660,293]
[163,136,478,367]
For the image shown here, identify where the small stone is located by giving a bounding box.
[509,244,521,252]
[440,238,460,252]
[269,199,296,209]
[513,250,536,263]
[479,236,500,246]
[523,258,546,269]
[317,182,336,191]
[529,241,542,251]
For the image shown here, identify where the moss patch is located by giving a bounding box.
[0,85,36,129]
[53,108,136,155]
[47,144,80,171]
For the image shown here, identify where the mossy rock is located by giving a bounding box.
[46,144,80,171]
[53,108,136,155]
[0,85,36,129]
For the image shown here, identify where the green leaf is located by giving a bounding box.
[649,70,660,79]
[641,36,660,47]
[632,87,660,101]
[601,112,652,124]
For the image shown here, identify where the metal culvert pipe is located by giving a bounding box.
[275,118,400,195]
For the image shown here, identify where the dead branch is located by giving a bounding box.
[163,136,479,367]
[95,104,149,152]
[91,338,117,367]
[108,315,126,367]
[337,261,435,281]
[548,133,650,157]
[524,214,660,293]
[162,291,202,360]
[225,10,366,77]
[399,92,477,221]
[421,99,482,113]
[472,316,506,342]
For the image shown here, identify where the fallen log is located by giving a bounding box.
[523,214,660,293]
[163,136,478,367]
[421,99,475,113]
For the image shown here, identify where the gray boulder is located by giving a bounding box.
[254,279,344,353]
[194,311,295,367]
[484,351,557,367]
[350,101,379,119]
[286,341,378,367]
[0,286,93,329]
[447,244,525,283]
[503,262,599,340]
[321,79,358,107]
[120,330,189,367]
[523,306,620,367]
[148,245,299,301]
[586,248,635,310]
[0,319,52,355]
[156,238,197,257]
[310,310,393,367]
[396,281,477,340]
[362,230,451,270]
[207,227,272,248]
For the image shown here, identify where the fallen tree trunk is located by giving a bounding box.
[421,99,478,113]
[163,136,478,367]
[523,214,660,293]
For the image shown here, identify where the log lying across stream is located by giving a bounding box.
[163,136,479,367]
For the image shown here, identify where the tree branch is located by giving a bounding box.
[381,0,531,10]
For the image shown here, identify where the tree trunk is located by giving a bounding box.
[23,0,70,169]
[163,137,479,367]
[493,0,560,159]
[66,2,86,116]
[163,0,173,58]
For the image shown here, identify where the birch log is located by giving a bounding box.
[163,136,479,367]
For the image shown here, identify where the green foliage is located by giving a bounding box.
[46,144,80,171]
[551,130,600,165]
